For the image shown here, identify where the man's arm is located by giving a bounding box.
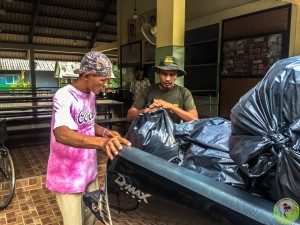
[54,126,106,149]
[151,99,198,122]
[54,125,131,160]
[171,108,198,122]
[127,106,152,122]
[127,87,151,122]
[127,103,198,122]
[94,123,121,138]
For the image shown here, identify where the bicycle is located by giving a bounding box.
[0,118,16,210]
[106,170,139,212]
[83,171,139,225]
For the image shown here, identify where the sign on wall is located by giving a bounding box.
[128,18,136,41]
[222,33,283,77]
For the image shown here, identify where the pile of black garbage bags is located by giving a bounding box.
[126,56,300,203]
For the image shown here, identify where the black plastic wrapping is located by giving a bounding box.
[83,189,111,225]
[174,117,247,189]
[230,56,300,202]
[126,109,178,160]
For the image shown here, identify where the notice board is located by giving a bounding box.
[222,33,283,77]
[121,41,141,67]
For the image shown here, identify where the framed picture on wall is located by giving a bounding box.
[221,32,285,77]
[138,15,146,29]
[148,10,156,27]
[128,19,136,41]
[121,41,142,66]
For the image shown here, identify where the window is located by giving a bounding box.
[0,74,20,84]
[0,75,5,84]
[6,75,13,84]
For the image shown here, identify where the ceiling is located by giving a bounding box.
[0,0,289,64]
[0,0,118,62]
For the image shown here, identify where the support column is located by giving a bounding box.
[28,48,37,91]
[155,0,185,86]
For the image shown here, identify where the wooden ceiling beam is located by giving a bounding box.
[33,56,82,62]
[0,30,115,42]
[33,34,113,43]
[1,8,32,15]
[0,22,117,39]
[34,51,84,56]
[35,25,117,36]
[6,0,116,15]
[0,49,27,53]
[38,13,116,25]
[33,34,89,41]
[38,1,113,14]
[0,42,89,54]
[29,0,40,44]
[2,9,116,25]
[15,0,114,14]
[89,0,115,48]
[0,21,31,26]
[6,8,117,17]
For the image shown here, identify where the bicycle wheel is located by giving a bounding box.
[107,171,139,212]
[0,146,15,210]
[108,190,139,212]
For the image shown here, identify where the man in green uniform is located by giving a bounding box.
[127,56,198,124]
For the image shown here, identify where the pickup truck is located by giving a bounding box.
[84,145,300,225]
[84,56,300,225]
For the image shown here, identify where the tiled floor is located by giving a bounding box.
[8,141,107,180]
[0,141,108,225]
[0,171,107,225]
[0,139,218,225]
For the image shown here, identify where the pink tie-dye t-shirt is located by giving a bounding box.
[46,85,98,194]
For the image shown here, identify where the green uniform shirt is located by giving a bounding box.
[133,84,196,123]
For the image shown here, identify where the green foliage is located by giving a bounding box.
[107,64,120,88]
[10,80,31,88]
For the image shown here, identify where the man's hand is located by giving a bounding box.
[105,130,121,138]
[149,99,171,109]
[140,99,172,114]
[103,136,131,160]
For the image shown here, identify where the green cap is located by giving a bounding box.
[153,56,186,76]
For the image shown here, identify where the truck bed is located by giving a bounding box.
[98,146,300,225]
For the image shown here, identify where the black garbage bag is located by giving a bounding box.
[126,109,178,160]
[230,56,300,202]
[174,117,247,189]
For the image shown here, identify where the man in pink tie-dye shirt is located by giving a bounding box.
[46,52,131,225]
